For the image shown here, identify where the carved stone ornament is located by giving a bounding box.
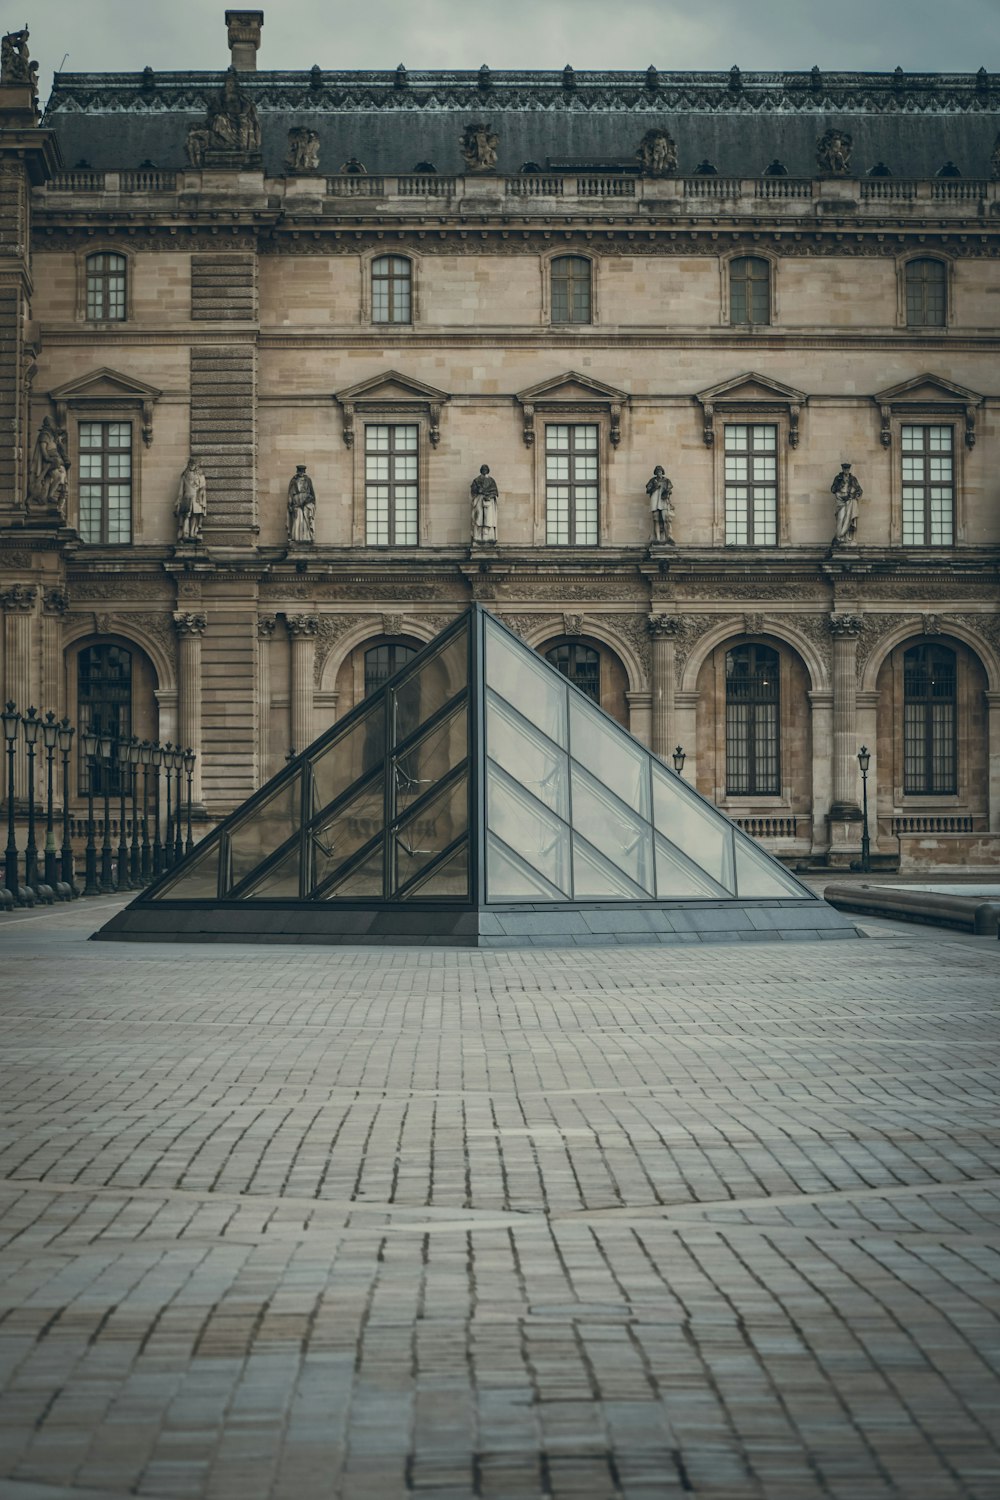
[647,614,684,639]
[816,127,853,176]
[287,126,320,173]
[172,611,207,637]
[285,614,320,637]
[744,613,765,636]
[460,120,498,172]
[0,583,37,612]
[828,613,863,637]
[257,616,278,639]
[26,417,70,519]
[1,27,38,93]
[637,129,678,177]
[830,463,863,547]
[313,614,361,686]
[562,613,584,637]
[174,458,207,545]
[382,613,405,637]
[42,587,69,616]
[470,465,499,547]
[185,68,261,167]
[922,613,942,636]
[287,466,316,546]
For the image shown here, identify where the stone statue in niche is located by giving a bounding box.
[287,465,316,545]
[461,121,498,172]
[174,457,207,543]
[26,417,70,518]
[816,127,853,176]
[831,462,863,546]
[286,126,320,173]
[646,466,675,544]
[1,28,37,90]
[637,129,678,177]
[186,68,261,164]
[470,465,499,546]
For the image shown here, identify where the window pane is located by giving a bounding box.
[310,701,385,815]
[572,837,648,900]
[392,627,467,745]
[487,834,566,902]
[734,837,810,899]
[320,841,385,900]
[487,766,571,895]
[150,837,220,900]
[651,764,736,893]
[485,619,568,748]
[244,845,302,899]
[570,763,654,894]
[227,775,301,892]
[486,691,569,820]
[394,704,467,813]
[312,776,384,890]
[654,836,727,898]
[393,772,467,892]
[404,841,468,899]
[569,695,649,816]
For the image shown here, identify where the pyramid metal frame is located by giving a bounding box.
[97,606,859,946]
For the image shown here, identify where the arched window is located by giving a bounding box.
[86,252,127,321]
[544,642,600,702]
[903,644,956,793]
[730,256,770,325]
[905,258,946,327]
[371,255,412,324]
[77,644,132,794]
[364,641,418,698]
[725,644,780,795]
[550,256,592,325]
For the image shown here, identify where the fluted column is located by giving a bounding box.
[829,614,863,817]
[257,617,276,785]
[286,614,319,758]
[41,587,68,722]
[173,611,206,805]
[2,584,37,800]
[647,614,683,761]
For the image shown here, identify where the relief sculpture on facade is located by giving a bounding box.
[25,417,69,521]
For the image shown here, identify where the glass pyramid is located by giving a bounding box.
[100,607,855,946]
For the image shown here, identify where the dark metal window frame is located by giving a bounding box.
[544,423,599,546]
[900,423,954,546]
[371,254,412,325]
[904,258,947,328]
[364,642,419,699]
[723,423,778,546]
[725,643,780,796]
[77,643,132,796]
[550,255,592,325]
[903,643,957,795]
[544,641,600,703]
[78,419,133,544]
[364,423,419,546]
[729,255,771,326]
[85,251,127,321]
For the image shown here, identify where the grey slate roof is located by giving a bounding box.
[43,69,999,179]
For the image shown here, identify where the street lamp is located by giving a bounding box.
[139,740,152,883]
[22,707,41,898]
[127,737,142,887]
[172,747,184,865]
[857,745,872,875]
[2,702,21,903]
[115,734,131,889]
[58,717,76,896]
[183,747,195,855]
[41,711,61,897]
[98,727,114,890]
[151,741,164,877]
[162,742,174,871]
[81,725,100,896]
[672,745,686,776]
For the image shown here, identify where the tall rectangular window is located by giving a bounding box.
[724,424,777,545]
[730,256,770,325]
[725,645,780,796]
[79,421,132,543]
[901,425,953,545]
[365,424,418,545]
[545,424,598,545]
[550,256,592,325]
[905,259,946,328]
[903,645,956,794]
[86,252,126,321]
[371,256,412,324]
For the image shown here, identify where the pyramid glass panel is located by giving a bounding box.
[569,694,650,816]
[734,834,811,898]
[392,625,467,746]
[395,704,467,814]
[320,840,385,899]
[244,844,302,899]
[393,771,468,894]
[573,836,649,899]
[485,623,567,747]
[651,763,736,894]
[487,765,571,896]
[487,833,567,902]
[152,835,221,900]
[311,775,384,892]
[654,836,728,898]
[405,841,469,898]
[227,773,301,893]
[570,764,654,894]
[485,691,569,821]
[311,699,384,817]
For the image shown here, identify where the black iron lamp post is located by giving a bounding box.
[98,728,114,890]
[128,738,142,887]
[163,742,174,871]
[151,741,164,878]
[672,745,686,776]
[58,717,76,896]
[857,745,872,875]
[115,734,131,889]
[2,702,20,903]
[139,740,152,883]
[22,707,41,897]
[81,726,100,896]
[41,711,61,897]
[172,747,184,865]
[183,747,195,854]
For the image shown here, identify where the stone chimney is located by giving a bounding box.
[226,11,264,71]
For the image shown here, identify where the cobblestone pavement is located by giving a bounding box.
[0,900,998,1500]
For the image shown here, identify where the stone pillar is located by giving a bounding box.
[173,611,206,806]
[827,613,863,863]
[987,692,1000,834]
[226,10,264,70]
[647,614,683,761]
[2,584,37,800]
[257,616,276,785]
[40,587,68,721]
[807,690,833,856]
[286,615,318,758]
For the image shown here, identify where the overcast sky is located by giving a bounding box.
[15,0,999,91]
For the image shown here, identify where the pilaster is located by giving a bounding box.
[647,614,683,761]
[256,616,276,784]
[173,611,207,805]
[286,614,318,757]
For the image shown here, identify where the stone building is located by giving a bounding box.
[1,11,998,869]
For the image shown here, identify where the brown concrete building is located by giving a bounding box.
[1,13,998,870]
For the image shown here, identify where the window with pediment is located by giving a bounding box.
[371,255,412,324]
[85,252,127,321]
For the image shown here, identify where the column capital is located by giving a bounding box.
[41,586,69,616]
[647,613,684,639]
[828,613,863,637]
[172,611,207,638]
[286,613,319,638]
[257,616,278,639]
[0,583,36,612]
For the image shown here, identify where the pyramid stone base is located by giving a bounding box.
[95,898,862,947]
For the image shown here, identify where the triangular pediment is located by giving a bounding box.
[875,373,983,407]
[98,608,860,949]
[335,370,450,406]
[48,367,162,403]
[516,371,629,406]
[696,371,806,406]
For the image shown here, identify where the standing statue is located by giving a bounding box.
[460,121,498,172]
[287,126,320,173]
[1,28,38,90]
[646,466,675,544]
[287,465,316,545]
[26,417,70,518]
[637,129,678,177]
[816,127,853,176]
[174,457,207,543]
[831,462,863,546]
[470,464,499,546]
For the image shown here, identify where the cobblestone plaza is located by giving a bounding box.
[0,902,998,1499]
